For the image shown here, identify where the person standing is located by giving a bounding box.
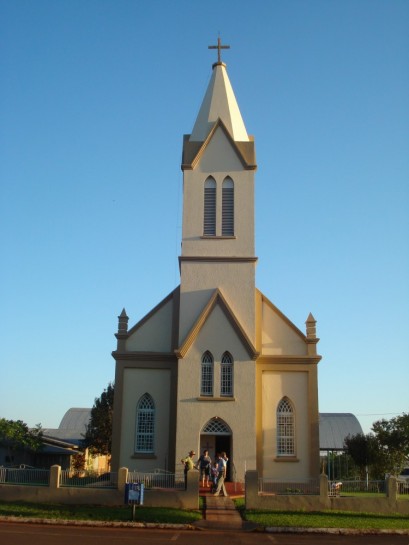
[213,451,228,497]
[181,450,195,489]
[197,449,212,487]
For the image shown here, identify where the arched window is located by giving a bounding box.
[220,352,233,396]
[202,417,232,435]
[201,351,214,396]
[276,397,295,456]
[203,177,216,236]
[222,177,234,236]
[135,393,155,453]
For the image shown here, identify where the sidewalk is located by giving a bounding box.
[193,483,254,531]
[193,495,244,531]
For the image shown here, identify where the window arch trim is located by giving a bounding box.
[135,393,155,454]
[203,177,216,236]
[201,351,214,396]
[222,177,234,236]
[220,351,233,397]
[276,396,295,457]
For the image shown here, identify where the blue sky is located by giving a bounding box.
[1,0,408,435]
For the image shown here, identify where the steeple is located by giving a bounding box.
[178,49,257,345]
[190,62,249,143]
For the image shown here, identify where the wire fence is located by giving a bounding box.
[398,481,409,496]
[328,479,386,496]
[128,469,185,490]
[59,469,118,488]
[0,466,50,486]
[259,478,320,496]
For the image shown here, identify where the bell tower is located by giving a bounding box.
[179,42,257,345]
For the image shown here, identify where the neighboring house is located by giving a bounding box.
[111,47,323,482]
[41,408,109,471]
[0,409,86,469]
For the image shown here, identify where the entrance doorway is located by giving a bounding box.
[200,417,232,481]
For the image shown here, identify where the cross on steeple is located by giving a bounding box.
[208,37,230,64]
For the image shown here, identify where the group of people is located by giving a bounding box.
[181,449,229,496]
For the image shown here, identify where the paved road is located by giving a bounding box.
[1,523,408,545]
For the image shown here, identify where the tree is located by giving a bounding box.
[371,413,409,476]
[0,418,43,462]
[345,413,409,479]
[344,433,384,479]
[84,382,114,458]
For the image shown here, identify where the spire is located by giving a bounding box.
[117,308,129,334]
[189,59,249,143]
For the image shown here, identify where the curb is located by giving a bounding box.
[265,526,409,536]
[1,517,408,535]
[0,516,195,530]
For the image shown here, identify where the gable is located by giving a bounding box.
[176,288,258,360]
[126,291,176,353]
[181,119,256,171]
[260,292,308,356]
[198,126,244,173]
[188,303,253,362]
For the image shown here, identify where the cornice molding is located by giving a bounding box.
[179,256,258,264]
[112,351,177,362]
[257,355,322,365]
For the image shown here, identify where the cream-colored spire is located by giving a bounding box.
[189,62,249,142]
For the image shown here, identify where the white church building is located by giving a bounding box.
[111,45,322,482]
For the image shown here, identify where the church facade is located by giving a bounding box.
[111,50,321,482]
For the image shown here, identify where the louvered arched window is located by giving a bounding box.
[204,177,216,236]
[201,351,214,396]
[135,393,155,453]
[276,397,295,456]
[220,352,233,396]
[222,177,234,236]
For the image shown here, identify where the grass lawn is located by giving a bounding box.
[234,498,409,530]
[0,501,202,525]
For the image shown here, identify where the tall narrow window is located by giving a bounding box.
[222,177,234,236]
[276,397,295,456]
[204,177,216,236]
[221,352,233,396]
[201,351,214,396]
[135,393,155,453]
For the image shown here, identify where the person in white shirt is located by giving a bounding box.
[213,452,228,497]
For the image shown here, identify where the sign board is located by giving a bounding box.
[125,483,144,506]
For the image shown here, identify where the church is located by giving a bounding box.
[111,42,322,482]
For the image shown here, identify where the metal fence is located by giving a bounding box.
[259,478,320,495]
[328,479,386,496]
[0,466,50,486]
[59,469,118,488]
[398,481,409,496]
[128,469,185,490]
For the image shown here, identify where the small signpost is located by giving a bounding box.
[125,482,144,521]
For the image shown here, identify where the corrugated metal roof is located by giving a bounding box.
[42,408,92,446]
[319,413,363,450]
[58,408,91,431]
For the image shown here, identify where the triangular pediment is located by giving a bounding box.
[176,288,259,360]
[182,118,256,171]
